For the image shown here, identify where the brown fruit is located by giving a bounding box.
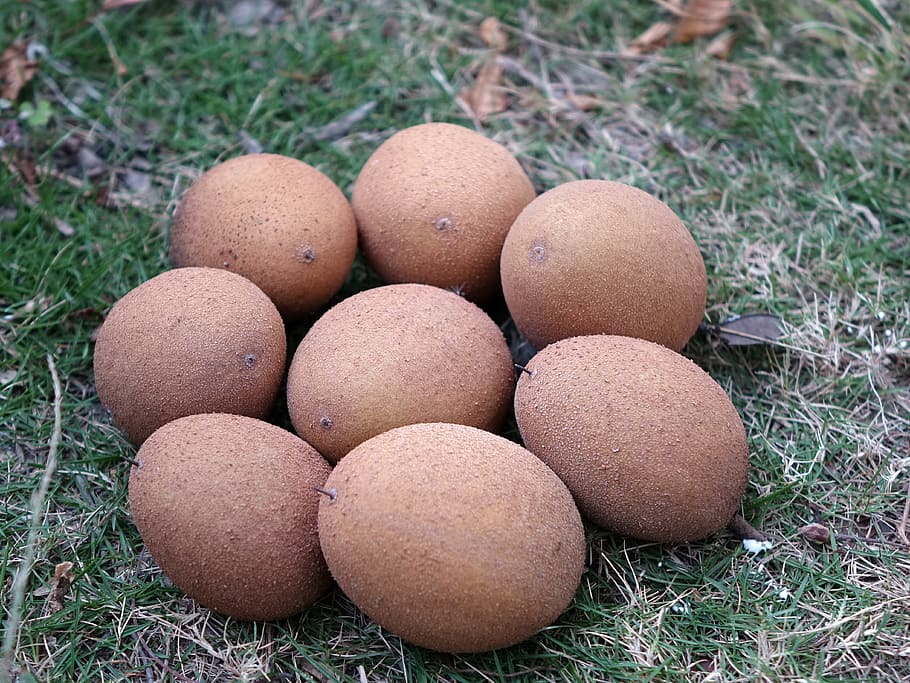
[317,422,585,653]
[352,122,535,301]
[500,180,707,351]
[514,335,748,542]
[170,153,357,319]
[286,283,514,463]
[129,414,333,620]
[93,267,286,444]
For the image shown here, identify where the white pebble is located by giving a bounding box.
[743,539,773,554]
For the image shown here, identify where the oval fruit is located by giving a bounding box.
[93,267,286,444]
[514,335,748,542]
[170,153,358,319]
[500,180,707,351]
[286,283,514,463]
[317,422,585,653]
[352,122,535,301]
[129,413,333,621]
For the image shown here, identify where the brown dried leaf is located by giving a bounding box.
[46,561,75,612]
[0,41,39,101]
[102,0,148,10]
[799,523,831,544]
[714,313,783,346]
[625,21,675,55]
[479,17,507,50]
[674,0,732,43]
[457,59,507,122]
[565,93,604,111]
[705,31,736,59]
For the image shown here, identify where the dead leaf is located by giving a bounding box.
[479,17,507,50]
[799,523,831,544]
[46,562,75,612]
[101,0,148,10]
[705,31,736,59]
[0,41,38,101]
[565,93,604,111]
[712,313,783,346]
[55,219,75,237]
[458,59,507,122]
[673,0,732,43]
[625,21,675,55]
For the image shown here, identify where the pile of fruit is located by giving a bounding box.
[93,122,749,654]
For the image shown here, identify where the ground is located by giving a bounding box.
[1,1,909,681]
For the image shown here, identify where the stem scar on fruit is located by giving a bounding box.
[315,487,337,502]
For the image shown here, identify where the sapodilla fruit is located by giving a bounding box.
[170,153,357,319]
[514,335,749,542]
[93,267,285,444]
[129,413,333,621]
[500,180,707,351]
[352,122,535,301]
[286,283,514,463]
[317,422,585,652]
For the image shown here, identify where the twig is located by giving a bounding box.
[0,355,64,682]
[518,8,554,102]
[136,638,198,683]
[897,465,910,546]
[312,101,377,141]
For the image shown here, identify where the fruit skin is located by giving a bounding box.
[286,283,514,463]
[93,267,286,444]
[351,122,535,302]
[129,413,333,621]
[514,335,748,543]
[500,179,707,351]
[317,422,585,653]
[170,153,357,319]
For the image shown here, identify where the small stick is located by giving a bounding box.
[897,471,910,547]
[314,487,337,502]
[0,355,64,681]
[136,638,197,683]
[514,364,533,376]
[312,101,377,141]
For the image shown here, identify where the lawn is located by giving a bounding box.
[1,0,909,681]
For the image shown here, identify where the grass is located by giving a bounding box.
[2,0,909,680]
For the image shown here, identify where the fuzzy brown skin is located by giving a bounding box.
[286,284,515,463]
[317,423,585,653]
[514,335,749,543]
[170,153,357,320]
[352,122,535,302]
[129,414,333,621]
[93,267,286,444]
[500,180,707,351]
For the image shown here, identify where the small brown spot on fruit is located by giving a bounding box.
[296,245,316,263]
[434,216,453,231]
[319,416,333,429]
[243,353,256,369]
